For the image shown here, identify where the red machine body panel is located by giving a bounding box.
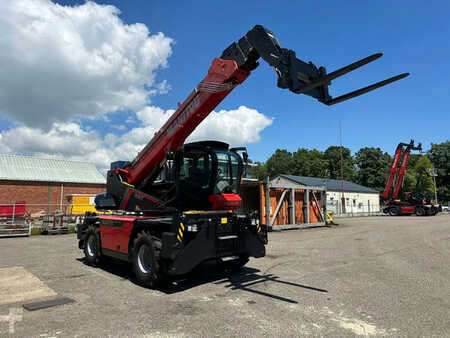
[208,193,242,211]
[100,216,152,254]
[400,206,415,214]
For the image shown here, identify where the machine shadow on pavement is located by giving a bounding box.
[77,257,327,304]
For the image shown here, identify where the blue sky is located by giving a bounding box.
[90,0,450,157]
[1,0,449,169]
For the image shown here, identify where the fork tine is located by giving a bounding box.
[324,73,409,106]
[295,53,383,94]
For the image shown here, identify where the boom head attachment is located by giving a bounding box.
[403,139,422,153]
[288,53,409,105]
[221,25,409,105]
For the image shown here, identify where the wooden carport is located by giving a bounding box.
[239,176,327,231]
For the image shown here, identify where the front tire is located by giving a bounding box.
[84,225,102,266]
[132,231,161,288]
[389,207,399,216]
[220,255,250,272]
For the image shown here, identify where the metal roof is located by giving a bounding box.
[279,174,378,194]
[0,154,106,184]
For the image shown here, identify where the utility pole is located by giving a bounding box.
[339,121,346,213]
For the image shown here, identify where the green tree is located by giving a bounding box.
[292,148,328,177]
[401,154,435,194]
[427,141,450,202]
[323,146,354,180]
[264,149,294,178]
[413,156,434,193]
[251,161,269,181]
[402,169,417,193]
[354,147,392,191]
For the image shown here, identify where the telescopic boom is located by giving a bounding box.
[119,25,408,190]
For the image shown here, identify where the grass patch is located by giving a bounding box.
[68,226,76,234]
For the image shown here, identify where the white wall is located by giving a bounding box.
[326,190,380,214]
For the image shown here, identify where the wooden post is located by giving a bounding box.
[290,189,295,225]
[305,188,310,224]
[312,191,324,222]
[271,189,287,226]
[265,177,271,226]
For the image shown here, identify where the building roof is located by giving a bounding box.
[0,154,106,184]
[279,174,378,194]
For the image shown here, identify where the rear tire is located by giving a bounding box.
[415,207,425,216]
[132,231,161,288]
[84,225,102,266]
[388,207,399,216]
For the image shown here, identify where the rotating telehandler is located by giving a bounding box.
[77,25,408,287]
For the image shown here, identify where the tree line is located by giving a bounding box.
[252,141,450,202]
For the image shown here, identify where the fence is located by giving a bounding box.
[326,199,382,217]
[0,202,90,237]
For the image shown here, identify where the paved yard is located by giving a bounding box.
[0,214,449,337]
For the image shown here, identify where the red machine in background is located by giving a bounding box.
[382,140,438,216]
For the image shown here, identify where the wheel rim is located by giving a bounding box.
[137,245,151,274]
[87,235,97,257]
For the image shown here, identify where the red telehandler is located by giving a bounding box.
[381,140,438,216]
[77,25,408,288]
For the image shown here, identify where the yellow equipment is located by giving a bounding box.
[326,210,335,223]
[66,194,102,216]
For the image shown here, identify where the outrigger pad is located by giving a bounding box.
[23,297,74,311]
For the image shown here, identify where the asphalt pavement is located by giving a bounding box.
[0,214,449,337]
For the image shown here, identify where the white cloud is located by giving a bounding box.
[188,106,273,145]
[0,2,272,173]
[0,0,173,128]
[0,106,273,173]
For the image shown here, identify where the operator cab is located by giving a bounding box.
[95,141,248,213]
[174,141,245,211]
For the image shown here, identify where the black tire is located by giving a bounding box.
[388,207,399,216]
[221,255,250,272]
[235,255,250,270]
[132,231,161,288]
[415,207,425,216]
[83,225,102,266]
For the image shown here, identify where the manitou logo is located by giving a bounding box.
[167,96,200,136]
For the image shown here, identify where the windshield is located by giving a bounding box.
[214,151,241,194]
[179,150,212,189]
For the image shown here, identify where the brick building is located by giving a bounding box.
[0,154,106,214]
